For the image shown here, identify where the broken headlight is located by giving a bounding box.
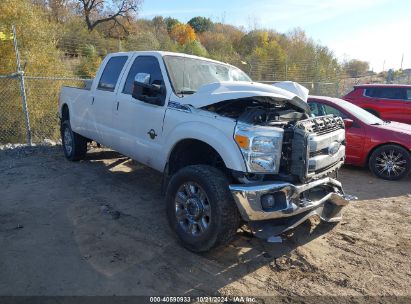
[234,124,283,173]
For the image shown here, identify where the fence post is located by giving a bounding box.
[12,25,32,145]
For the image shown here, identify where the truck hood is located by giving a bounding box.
[180,81,310,112]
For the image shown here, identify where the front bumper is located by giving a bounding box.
[229,177,352,222]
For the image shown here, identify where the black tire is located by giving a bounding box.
[166,165,240,252]
[369,144,410,180]
[60,120,87,161]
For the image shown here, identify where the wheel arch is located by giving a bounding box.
[167,138,229,177]
[162,121,247,174]
[60,103,70,121]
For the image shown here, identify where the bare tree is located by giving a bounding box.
[76,0,142,33]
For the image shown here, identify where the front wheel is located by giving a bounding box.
[166,165,240,252]
[61,120,87,161]
[369,144,410,180]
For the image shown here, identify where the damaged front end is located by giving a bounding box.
[229,115,354,239]
[229,177,355,239]
[229,177,349,222]
[201,90,353,239]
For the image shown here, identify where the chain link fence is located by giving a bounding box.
[26,77,87,143]
[0,76,26,144]
[0,76,87,144]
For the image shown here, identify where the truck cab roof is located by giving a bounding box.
[107,50,239,69]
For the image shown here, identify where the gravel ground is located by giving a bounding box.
[0,145,410,300]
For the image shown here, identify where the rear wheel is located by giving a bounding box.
[166,165,240,252]
[61,120,87,161]
[369,144,410,180]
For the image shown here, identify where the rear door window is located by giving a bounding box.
[365,88,379,97]
[380,88,406,99]
[365,87,407,100]
[97,56,128,92]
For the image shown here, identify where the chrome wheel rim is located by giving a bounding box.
[175,182,211,236]
[63,127,73,155]
[375,149,407,178]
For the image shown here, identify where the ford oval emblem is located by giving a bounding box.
[328,141,341,155]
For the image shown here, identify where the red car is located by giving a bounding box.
[343,84,411,124]
[308,96,411,180]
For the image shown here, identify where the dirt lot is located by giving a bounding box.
[0,146,410,299]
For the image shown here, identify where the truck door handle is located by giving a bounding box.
[91,97,95,105]
[116,101,119,110]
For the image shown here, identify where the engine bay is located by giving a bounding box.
[202,97,309,126]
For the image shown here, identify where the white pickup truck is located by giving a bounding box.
[59,51,351,252]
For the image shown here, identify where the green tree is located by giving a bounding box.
[76,44,102,77]
[58,17,107,57]
[238,30,275,56]
[343,59,370,78]
[197,31,239,63]
[164,17,180,33]
[125,31,160,51]
[247,39,286,80]
[188,16,213,33]
[179,40,208,57]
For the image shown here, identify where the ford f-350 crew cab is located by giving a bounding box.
[59,51,352,252]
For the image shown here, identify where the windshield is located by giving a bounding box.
[336,98,385,125]
[163,55,251,95]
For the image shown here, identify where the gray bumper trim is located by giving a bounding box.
[229,177,352,221]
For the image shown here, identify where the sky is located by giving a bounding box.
[140,0,411,72]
